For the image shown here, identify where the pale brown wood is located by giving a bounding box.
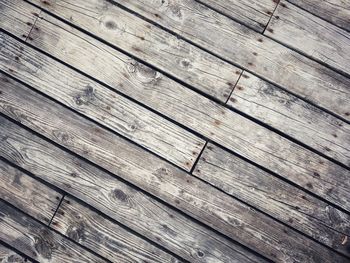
[193,143,350,257]
[0,244,31,263]
[0,160,63,224]
[266,0,350,75]
[0,200,107,263]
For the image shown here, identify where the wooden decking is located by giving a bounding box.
[0,0,349,262]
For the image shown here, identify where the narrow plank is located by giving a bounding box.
[266,0,350,75]
[0,119,266,263]
[95,0,350,121]
[0,160,62,225]
[197,0,277,31]
[288,0,350,31]
[1,66,348,263]
[52,197,183,263]
[0,244,31,263]
[228,72,350,166]
[0,200,107,263]
[28,0,242,102]
[193,143,350,257]
[1,16,350,214]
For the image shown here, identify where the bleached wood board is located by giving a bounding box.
[1,9,349,214]
[0,160,62,225]
[193,143,350,256]
[0,118,266,263]
[288,0,350,31]
[93,0,350,121]
[266,0,350,76]
[228,72,350,166]
[28,0,242,102]
[0,244,32,263]
[0,200,107,263]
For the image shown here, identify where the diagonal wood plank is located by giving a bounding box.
[28,0,242,102]
[0,160,63,225]
[1,67,349,263]
[0,200,107,263]
[0,244,32,263]
[1,12,349,214]
[228,72,350,166]
[193,143,350,257]
[89,0,350,121]
[287,0,350,31]
[265,0,350,76]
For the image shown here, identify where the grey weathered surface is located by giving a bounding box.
[52,197,184,263]
[228,72,350,166]
[28,0,241,102]
[0,200,107,263]
[288,0,350,30]
[99,0,350,121]
[1,67,349,263]
[0,160,62,225]
[193,143,350,256]
[0,244,31,263]
[266,0,350,75]
[1,14,349,213]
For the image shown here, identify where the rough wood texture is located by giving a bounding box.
[0,200,107,263]
[193,143,350,257]
[29,0,241,102]
[266,0,350,76]
[1,15,349,213]
[228,72,350,166]
[0,160,62,225]
[288,0,350,31]
[1,66,349,263]
[100,0,350,121]
[52,197,183,263]
[0,244,31,263]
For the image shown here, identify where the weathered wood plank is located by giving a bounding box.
[1,13,349,213]
[266,0,350,75]
[193,143,350,256]
[28,0,241,102]
[0,244,32,263]
[228,72,350,166]
[0,118,266,263]
[0,160,62,225]
[97,0,350,121]
[288,0,350,31]
[1,66,348,263]
[0,200,107,263]
[52,197,184,263]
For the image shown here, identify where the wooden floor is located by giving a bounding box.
[0,0,349,262]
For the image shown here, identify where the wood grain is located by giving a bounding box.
[0,244,31,263]
[228,72,350,166]
[1,68,348,263]
[96,0,350,121]
[0,200,107,263]
[288,0,350,31]
[28,0,241,102]
[0,160,62,225]
[266,0,350,75]
[193,143,350,257]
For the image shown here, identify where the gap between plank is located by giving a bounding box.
[48,194,65,227]
[262,0,280,34]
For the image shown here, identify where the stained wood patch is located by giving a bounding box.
[0,160,62,224]
[28,0,241,102]
[0,244,31,263]
[0,200,107,263]
[228,72,350,166]
[266,0,350,75]
[194,143,350,257]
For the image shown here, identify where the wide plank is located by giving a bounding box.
[193,143,350,256]
[1,17,350,213]
[1,65,348,263]
[52,197,183,263]
[228,72,350,166]
[0,244,32,263]
[288,0,350,31]
[0,160,62,225]
[28,0,242,102]
[0,200,107,263]
[0,118,266,263]
[96,0,350,121]
[266,0,350,75]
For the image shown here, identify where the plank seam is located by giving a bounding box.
[24,10,41,42]
[262,0,280,34]
[225,70,243,104]
[48,194,65,227]
[189,140,208,174]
